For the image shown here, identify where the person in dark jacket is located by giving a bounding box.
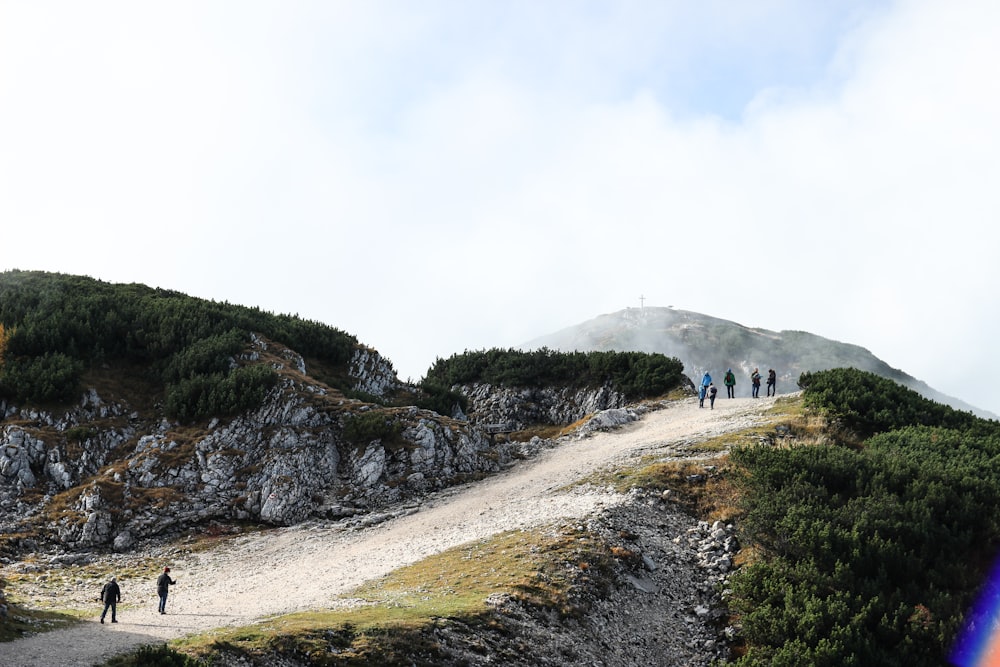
[100,576,121,624]
[751,368,762,398]
[157,566,176,614]
[724,369,736,398]
[767,369,777,397]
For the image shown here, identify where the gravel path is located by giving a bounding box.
[0,395,780,667]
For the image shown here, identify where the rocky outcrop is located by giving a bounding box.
[0,336,513,553]
[0,390,138,500]
[457,382,629,430]
[349,347,400,397]
[0,427,44,488]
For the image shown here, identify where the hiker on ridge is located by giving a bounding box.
[751,368,762,398]
[724,369,736,398]
[767,369,777,397]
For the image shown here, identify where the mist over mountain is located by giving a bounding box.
[522,307,996,420]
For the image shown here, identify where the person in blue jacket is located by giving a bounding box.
[699,372,712,408]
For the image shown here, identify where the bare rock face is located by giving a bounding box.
[457,382,629,430]
[349,347,400,397]
[0,338,513,553]
[0,428,44,487]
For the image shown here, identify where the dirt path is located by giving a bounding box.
[0,395,780,667]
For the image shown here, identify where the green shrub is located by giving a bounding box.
[64,426,97,442]
[798,368,985,437]
[161,329,246,383]
[165,364,278,423]
[343,410,401,446]
[100,643,206,666]
[728,413,1000,664]
[423,347,684,399]
[413,380,468,416]
[0,351,82,404]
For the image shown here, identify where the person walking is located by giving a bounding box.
[100,576,121,624]
[751,368,762,398]
[724,369,736,398]
[157,566,176,614]
[708,383,718,409]
[767,369,777,397]
[699,371,712,408]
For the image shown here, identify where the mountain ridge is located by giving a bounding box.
[522,306,997,420]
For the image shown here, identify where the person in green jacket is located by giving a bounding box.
[724,369,736,398]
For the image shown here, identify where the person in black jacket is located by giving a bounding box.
[100,577,121,624]
[156,566,176,614]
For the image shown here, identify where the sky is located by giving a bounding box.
[2,1,999,414]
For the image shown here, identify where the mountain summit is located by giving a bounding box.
[523,307,994,419]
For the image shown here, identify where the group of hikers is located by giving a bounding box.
[98,566,176,624]
[698,367,777,408]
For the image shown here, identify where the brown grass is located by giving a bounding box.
[127,485,183,511]
[80,361,163,415]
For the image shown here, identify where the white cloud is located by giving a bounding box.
[1,0,998,414]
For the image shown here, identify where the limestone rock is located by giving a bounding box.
[0,350,513,550]
[457,382,629,430]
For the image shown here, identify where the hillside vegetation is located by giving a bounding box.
[0,270,358,420]
[424,347,685,400]
[0,272,686,422]
[727,368,1000,666]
